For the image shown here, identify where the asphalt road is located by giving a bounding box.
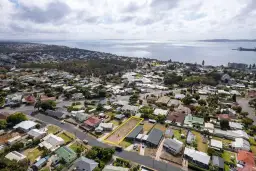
[237,98,256,123]
[34,113,183,171]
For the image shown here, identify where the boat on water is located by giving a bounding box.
[233,47,256,51]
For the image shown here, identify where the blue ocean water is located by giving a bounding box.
[39,40,256,66]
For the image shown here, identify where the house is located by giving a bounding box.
[204,123,214,133]
[115,114,125,120]
[175,94,185,100]
[164,129,174,138]
[23,95,36,105]
[166,111,186,126]
[212,156,224,171]
[156,96,170,106]
[73,156,98,171]
[5,151,26,162]
[126,126,143,142]
[237,151,255,171]
[121,105,139,114]
[27,129,47,140]
[103,105,112,111]
[184,147,210,169]
[40,95,56,102]
[83,116,102,130]
[73,112,89,122]
[7,135,21,145]
[229,122,243,130]
[183,114,204,128]
[103,165,129,171]
[167,99,180,107]
[220,108,236,117]
[217,114,230,121]
[186,131,195,145]
[214,129,249,140]
[55,146,77,163]
[39,134,65,151]
[0,112,11,120]
[163,138,183,155]
[98,123,113,131]
[146,128,163,147]
[13,120,37,132]
[232,138,250,151]
[221,74,231,83]
[210,139,223,150]
[46,109,66,119]
[153,108,168,116]
[175,105,191,114]
[32,156,49,171]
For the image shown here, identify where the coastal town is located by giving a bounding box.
[0,43,256,171]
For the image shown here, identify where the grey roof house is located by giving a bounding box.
[187,131,195,145]
[73,156,98,171]
[212,156,224,171]
[46,109,66,119]
[126,126,143,141]
[146,128,163,147]
[163,138,183,155]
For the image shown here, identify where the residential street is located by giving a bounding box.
[237,98,256,123]
[33,113,183,171]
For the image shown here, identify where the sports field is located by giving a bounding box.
[104,117,143,145]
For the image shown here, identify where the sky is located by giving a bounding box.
[0,0,256,40]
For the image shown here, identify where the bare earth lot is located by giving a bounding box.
[105,117,142,144]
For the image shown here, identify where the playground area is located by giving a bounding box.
[104,117,143,145]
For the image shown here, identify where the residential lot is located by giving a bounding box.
[192,131,208,153]
[23,147,44,163]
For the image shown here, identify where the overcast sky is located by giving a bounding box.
[0,0,256,40]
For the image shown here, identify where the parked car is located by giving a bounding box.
[83,139,88,144]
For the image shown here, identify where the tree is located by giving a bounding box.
[7,112,27,127]
[202,60,205,66]
[0,120,7,129]
[182,96,193,105]
[240,111,249,117]
[96,103,103,111]
[198,99,207,106]
[220,119,229,130]
[40,100,56,111]
[232,94,237,102]
[164,73,182,85]
[242,117,253,127]
[232,106,242,113]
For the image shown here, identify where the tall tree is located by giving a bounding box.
[202,60,205,66]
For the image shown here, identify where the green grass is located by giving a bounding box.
[110,120,120,126]
[72,105,84,110]
[135,74,142,78]
[173,129,186,143]
[120,140,132,148]
[251,146,256,155]
[213,137,232,147]
[58,132,73,143]
[224,164,230,171]
[153,124,167,132]
[47,125,61,134]
[40,167,50,171]
[24,147,44,163]
[192,131,208,152]
[249,137,256,146]
[222,151,236,164]
[70,141,87,153]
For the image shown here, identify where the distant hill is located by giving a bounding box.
[199,39,256,42]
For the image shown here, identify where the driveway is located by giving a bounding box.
[155,138,165,161]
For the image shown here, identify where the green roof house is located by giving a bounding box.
[183,114,204,128]
[55,146,77,163]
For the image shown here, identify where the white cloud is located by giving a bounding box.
[0,0,256,40]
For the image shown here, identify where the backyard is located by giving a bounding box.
[153,124,167,132]
[70,141,87,153]
[142,122,154,133]
[47,125,61,134]
[0,132,20,144]
[23,147,44,163]
[213,136,232,148]
[173,128,187,143]
[192,131,208,152]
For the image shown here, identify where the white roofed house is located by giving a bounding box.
[184,147,211,169]
[209,139,223,151]
[231,138,250,151]
[229,122,243,130]
[5,151,26,162]
[121,105,139,115]
[204,123,214,133]
[27,129,47,140]
[13,120,37,132]
[153,108,168,116]
[39,134,65,152]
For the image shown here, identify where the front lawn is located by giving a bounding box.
[192,131,208,152]
[72,105,84,110]
[70,141,87,153]
[110,119,120,126]
[58,132,74,143]
[47,125,61,134]
[24,147,44,163]
[222,151,236,164]
[120,140,132,148]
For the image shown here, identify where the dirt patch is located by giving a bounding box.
[160,150,183,165]
[145,147,157,158]
[105,117,142,144]
[0,132,20,144]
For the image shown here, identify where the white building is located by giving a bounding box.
[13,120,37,132]
[210,139,223,150]
[153,108,168,116]
[5,151,26,162]
[39,134,65,151]
[232,138,250,151]
[27,129,47,140]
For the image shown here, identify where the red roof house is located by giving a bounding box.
[237,151,256,171]
[24,95,36,104]
[84,116,101,130]
[217,114,230,120]
[40,95,56,102]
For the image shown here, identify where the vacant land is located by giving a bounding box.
[160,151,183,165]
[145,147,157,158]
[47,125,61,134]
[0,132,20,144]
[192,131,208,152]
[105,117,143,144]
[143,122,154,133]
[24,147,44,162]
